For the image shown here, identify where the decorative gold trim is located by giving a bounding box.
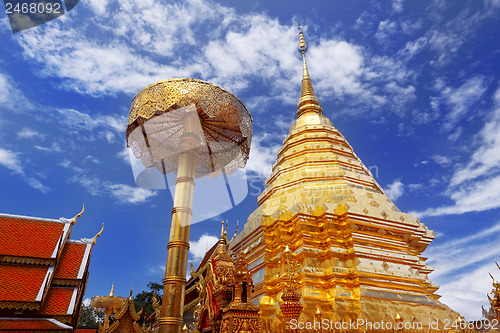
[53,315,71,324]
[52,279,80,286]
[0,256,54,266]
[0,301,40,310]
[163,276,186,285]
[167,240,190,250]
[159,317,184,325]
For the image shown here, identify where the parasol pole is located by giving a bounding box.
[159,109,200,333]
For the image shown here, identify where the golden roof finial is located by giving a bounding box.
[92,223,104,245]
[490,273,500,288]
[71,204,85,225]
[232,219,239,241]
[109,282,115,296]
[129,286,134,300]
[297,25,322,118]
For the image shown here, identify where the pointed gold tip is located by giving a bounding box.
[395,313,401,320]
[92,223,104,245]
[233,219,239,238]
[296,26,322,118]
[129,286,134,300]
[109,282,115,296]
[298,26,307,54]
[71,204,85,225]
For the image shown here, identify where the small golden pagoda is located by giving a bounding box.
[227,28,458,332]
[185,222,261,333]
[91,285,150,333]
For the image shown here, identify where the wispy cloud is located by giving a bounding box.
[0,148,23,173]
[0,147,50,192]
[415,87,500,217]
[433,76,489,132]
[107,184,156,204]
[189,234,219,260]
[62,161,157,204]
[17,128,43,139]
[426,222,500,319]
[385,179,404,201]
[0,72,32,111]
[244,134,281,178]
[9,1,419,117]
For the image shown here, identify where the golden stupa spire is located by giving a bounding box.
[297,26,323,118]
[109,282,115,296]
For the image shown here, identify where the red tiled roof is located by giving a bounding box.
[54,243,87,280]
[39,287,75,316]
[0,265,49,302]
[0,318,71,330]
[0,216,65,259]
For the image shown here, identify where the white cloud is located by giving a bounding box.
[0,72,32,110]
[392,0,404,13]
[107,184,157,204]
[440,76,488,132]
[415,87,500,217]
[189,234,219,260]
[70,171,157,204]
[35,142,62,153]
[426,222,500,319]
[385,179,404,201]
[244,134,281,178]
[0,74,12,104]
[11,2,417,116]
[17,128,42,139]
[0,148,23,173]
[86,0,112,15]
[375,20,398,42]
[309,39,364,97]
[117,146,130,164]
[0,147,49,192]
[431,155,452,167]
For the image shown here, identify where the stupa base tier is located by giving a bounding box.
[259,293,457,332]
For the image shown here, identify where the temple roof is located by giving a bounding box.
[0,265,51,303]
[0,209,100,330]
[54,242,92,280]
[0,214,70,260]
[0,317,73,330]
[39,287,79,316]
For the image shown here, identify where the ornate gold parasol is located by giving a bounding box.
[126,78,252,333]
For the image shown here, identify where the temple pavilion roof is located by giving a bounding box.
[0,208,102,331]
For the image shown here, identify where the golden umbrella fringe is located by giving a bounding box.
[126,78,252,333]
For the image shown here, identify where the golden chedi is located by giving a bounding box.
[229,28,458,332]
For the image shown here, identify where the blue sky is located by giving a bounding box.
[1,0,500,320]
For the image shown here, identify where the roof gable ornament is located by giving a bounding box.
[59,204,85,225]
[80,223,104,245]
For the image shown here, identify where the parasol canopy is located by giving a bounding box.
[126,78,252,178]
